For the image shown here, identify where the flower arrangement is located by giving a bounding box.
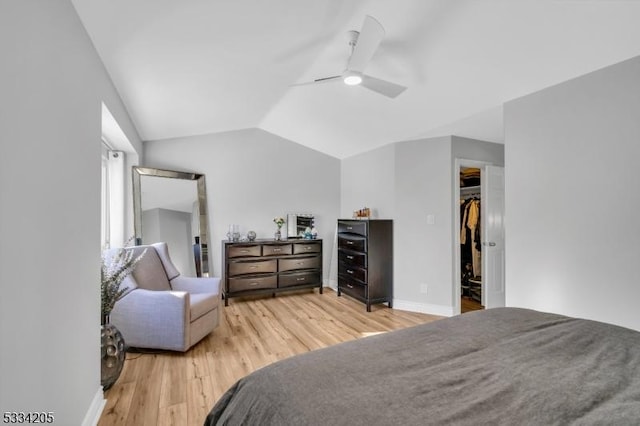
[101,241,147,320]
[273,216,285,229]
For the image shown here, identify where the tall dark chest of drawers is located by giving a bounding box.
[222,239,323,306]
[337,219,393,312]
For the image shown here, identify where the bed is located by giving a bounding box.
[205,307,640,425]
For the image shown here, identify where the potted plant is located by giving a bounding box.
[273,216,285,240]
[100,242,146,390]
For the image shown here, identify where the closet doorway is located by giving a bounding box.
[454,160,505,314]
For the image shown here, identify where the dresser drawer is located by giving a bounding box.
[279,271,321,288]
[228,259,277,276]
[227,245,261,258]
[263,244,292,256]
[228,275,277,292]
[338,221,367,236]
[338,235,366,252]
[338,250,367,268]
[339,263,367,283]
[293,242,321,254]
[279,256,321,272]
[223,239,324,306]
[339,278,366,299]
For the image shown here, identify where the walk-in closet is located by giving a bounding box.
[460,167,483,312]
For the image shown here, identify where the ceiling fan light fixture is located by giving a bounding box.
[343,71,362,86]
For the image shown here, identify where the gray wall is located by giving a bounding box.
[340,144,396,219]
[341,136,504,315]
[0,1,141,424]
[504,55,640,330]
[394,137,453,312]
[143,128,341,281]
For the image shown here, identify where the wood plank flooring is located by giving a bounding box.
[461,296,484,313]
[98,288,442,426]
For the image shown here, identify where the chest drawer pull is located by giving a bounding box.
[296,277,306,281]
[347,284,354,289]
[346,255,354,260]
[346,241,354,245]
[347,269,354,274]
[273,248,281,252]
[249,282,259,286]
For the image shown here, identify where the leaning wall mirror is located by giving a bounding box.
[132,166,210,277]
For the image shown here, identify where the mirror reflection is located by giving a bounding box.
[286,213,314,238]
[133,167,210,277]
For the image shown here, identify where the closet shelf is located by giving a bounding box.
[460,185,480,192]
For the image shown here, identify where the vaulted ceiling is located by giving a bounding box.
[72,0,640,159]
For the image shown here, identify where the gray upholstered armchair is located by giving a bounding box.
[109,242,221,352]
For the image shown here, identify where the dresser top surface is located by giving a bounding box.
[222,238,321,246]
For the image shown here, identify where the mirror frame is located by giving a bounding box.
[132,166,210,275]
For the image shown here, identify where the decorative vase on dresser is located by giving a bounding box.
[337,219,393,312]
[222,239,323,305]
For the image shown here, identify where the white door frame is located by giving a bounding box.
[453,158,492,315]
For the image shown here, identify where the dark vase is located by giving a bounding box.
[101,315,125,391]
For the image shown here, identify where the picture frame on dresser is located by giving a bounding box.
[337,219,393,312]
[222,239,323,305]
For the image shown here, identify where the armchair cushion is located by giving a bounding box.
[171,275,221,295]
[130,247,171,291]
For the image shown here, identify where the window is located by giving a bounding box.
[101,140,125,250]
[101,141,111,249]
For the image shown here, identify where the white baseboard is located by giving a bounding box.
[82,388,106,426]
[323,283,453,317]
[393,299,455,317]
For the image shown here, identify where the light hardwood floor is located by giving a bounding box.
[461,296,484,313]
[98,288,442,426]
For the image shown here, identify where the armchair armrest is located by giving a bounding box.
[110,288,190,351]
[171,276,221,295]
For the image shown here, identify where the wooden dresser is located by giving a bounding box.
[222,239,323,305]
[337,219,393,312]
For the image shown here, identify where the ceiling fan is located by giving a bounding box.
[292,15,407,99]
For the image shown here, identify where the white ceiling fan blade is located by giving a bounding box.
[291,75,342,87]
[347,15,385,73]
[360,75,407,98]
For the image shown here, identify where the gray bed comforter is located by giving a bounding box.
[205,308,640,425]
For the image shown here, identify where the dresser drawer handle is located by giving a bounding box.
[346,255,354,260]
[347,226,353,230]
[297,262,305,266]
[249,266,258,269]
[249,282,259,286]
[346,241,354,245]
[347,269,354,274]
[296,277,306,281]
[273,248,281,252]
[240,249,250,253]
[347,284,354,289]
[304,246,312,250]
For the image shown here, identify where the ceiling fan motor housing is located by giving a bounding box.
[347,30,360,47]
